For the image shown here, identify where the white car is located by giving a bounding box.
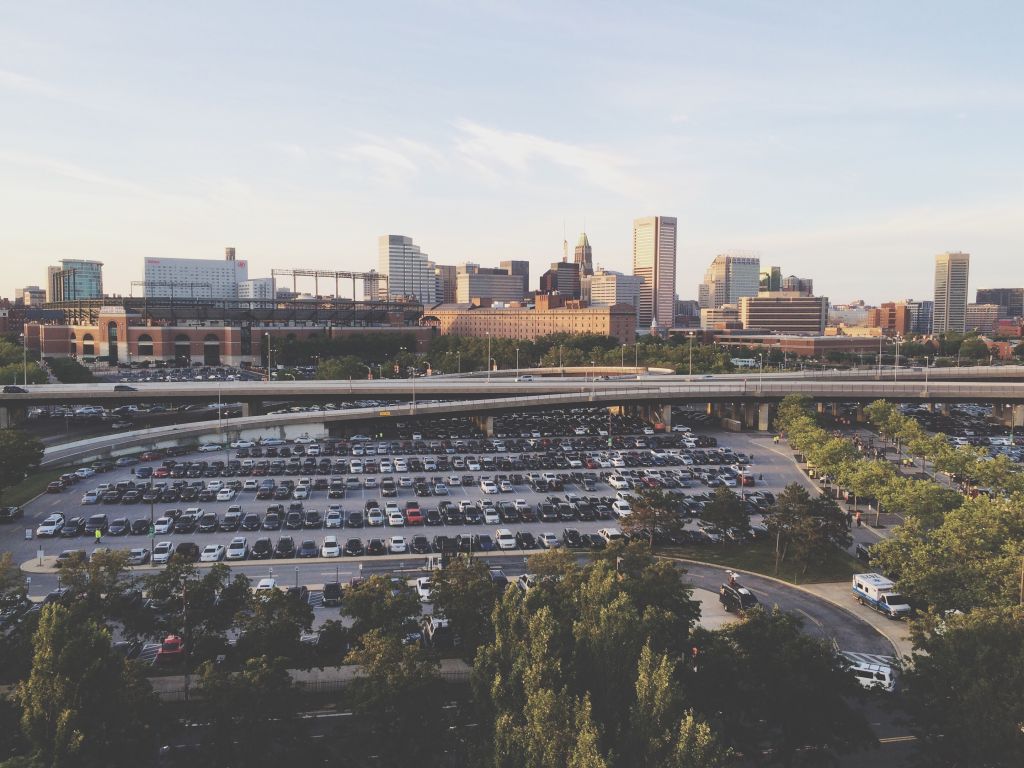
[447,475,461,487]
[483,509,500,525]
[384,501,400,515]
[467,460,481,471]
[197,443,223,453]
[75,467,96,479]
[538,532,561,549]
[379,460,393,473]
[324,509,344,529]
[207,480,224,492]
[292,486,310,500]
[416,576,432,601]
[612,500,632,517]
[152,541,174,564]
[394,459,408,472]
[243,479,259,491]
[598,527,624,544]
[389,535,407,554]
[311,534,338,557]
[387,511,405,527]
[348,460,364,474]
[495,528,516,550]
[608,475,630,490]
[80,491,100,505]
[366,509,385,526]
[229,440,254,449]
[294,435,314,444]
[225,537,248,560]
[513,499,529,511]
[216,487,236,502]
[480,480,499,494]
[200,544,226,562]
[433,482,449,495]
[499,480,513,492]
[154,517,173,535]
[36,514,65,537]
[363,477,378,489]
[254,577,278,596]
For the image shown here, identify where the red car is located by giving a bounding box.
[140,451,165,462]
[155,635,186,665]
[153,467,170,478]
[405,507,425,525]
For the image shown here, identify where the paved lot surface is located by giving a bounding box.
[6,414,901,655]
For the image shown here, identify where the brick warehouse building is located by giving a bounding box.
[25,297,431,366]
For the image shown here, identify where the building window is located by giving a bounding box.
[137,334,154,356]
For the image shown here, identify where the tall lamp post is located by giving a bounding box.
[486,333,492,382]
[893,336,902,382]
[515,347,520,379]
[688,333,695,378]
[20,333,27,385]
[757,353,764,390]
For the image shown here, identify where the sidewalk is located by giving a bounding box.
[800,581,914,659]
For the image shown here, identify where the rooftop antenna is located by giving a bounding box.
[562,219,568,262]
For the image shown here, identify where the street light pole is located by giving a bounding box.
[894,337,901,382]
[758,353,764,389]
[688,333,694,378]
[22,333,28,385]
[516,347,520,378]
[487,333,491,382]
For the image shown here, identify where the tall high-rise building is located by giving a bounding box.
[539,261,581,299]
[975,288,1024,319]
[456,264,527,304]
[433,264,458,304]
[759,266,782,292]
[50,259,104,301]
[933,252,970,333]
[574,232,593,277]
[581,268,644,311]
[19,286,46,306]
[781,275,814,296]
[906,299,933,335]
[499,260,530,297]
[632,216,677,329]
[965,303,1000,334]
[144,256,247,299]
[698,254,760,309]
[377,235,437,304]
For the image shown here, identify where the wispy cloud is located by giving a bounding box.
[452,120,636,193]
[333,134,446,186]
[0,68,63,99]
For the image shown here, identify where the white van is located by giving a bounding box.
[846,659,896,692]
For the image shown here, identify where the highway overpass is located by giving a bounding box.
[34,378,1024,467]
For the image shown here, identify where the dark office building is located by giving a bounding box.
[976,288,1024,319]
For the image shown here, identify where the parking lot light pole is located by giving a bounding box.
[516,347,520,378]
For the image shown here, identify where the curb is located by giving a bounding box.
[659,554,907,659]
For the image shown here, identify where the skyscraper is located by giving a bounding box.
[759,266,781,292]
[574,232,593,277]
[632,216,677,329]
[933,252,970,333]
[377,235,437,304]
[975,288,1024,319]
[51,259,104,300]
[698,254,760,309]
[499,260,530,297]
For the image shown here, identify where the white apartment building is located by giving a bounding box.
[143,256,248,299]
[698,254,760,309]
[377,235,437,304]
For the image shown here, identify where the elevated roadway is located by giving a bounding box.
[36,378,1024,467]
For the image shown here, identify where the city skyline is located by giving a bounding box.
[2,2,1023,303]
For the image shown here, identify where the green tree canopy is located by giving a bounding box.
[429,555,499,655]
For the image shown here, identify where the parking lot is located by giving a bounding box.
[7,409,810,582]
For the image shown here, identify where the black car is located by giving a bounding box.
[580,533,606,550]
[410,535,431,554]
[114,384,137,392]
[173,514,198,533]
[84,514,109,534]
[0,506,24,523]
[855,543,874,564]
[250,538,273,560]
[515,531,537,549]
[719,581,758,613]
[366,538,386,556]
[562,528,583,548]
[424,508,442,526]
[322,581,342,607]
[262,513,282,531]
[432,535,456,553]
[286,586,309,603]
[343,538,364,557]
[284,511,304,530]
[130,518,151,535]
[296,540,318,558]
[303,510,323,529]
[221,510,243,531]
[173,542,201,563]
[240,512,262,531]
[472,534,495,552]
[197,513,219,533]
[274,537,296,558]
[61,516,86,537]
[108,517,130,536]
[346,511,364,528]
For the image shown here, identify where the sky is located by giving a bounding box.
[1,1,1022,304]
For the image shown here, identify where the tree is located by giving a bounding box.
[838,457,896,524]
[315,354,371,380]
[958,335,991,360]
[195,654,320,766]
[235,590,314,667]
[902,606,1024,767]
[763,483,850,575]
[773,393,814,434]
[0,551,25,607]
[869,494,1024,612]
[15,604,158,768]
[0,429,44,498]
[620,489,680,549]
[700,487,750,542]
[342,629,447,765]
[688,608,874,763]
[430,555,498,655]
[874,476,962,528]
[804,436,857,479]
[341,574,421,640]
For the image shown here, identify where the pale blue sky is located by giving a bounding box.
[2,1,1022,303]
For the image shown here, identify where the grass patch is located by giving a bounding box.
[658,538,861,585]
[1,468,67,507]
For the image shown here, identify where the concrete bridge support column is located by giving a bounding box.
[742,402,758,429]
[757,402,772,432]
[816,402,826,415]
[940,404,951,417]
[830,402,840,418]
[472,414,494,437]
[854,405,865,423]
[0,407,10,429]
